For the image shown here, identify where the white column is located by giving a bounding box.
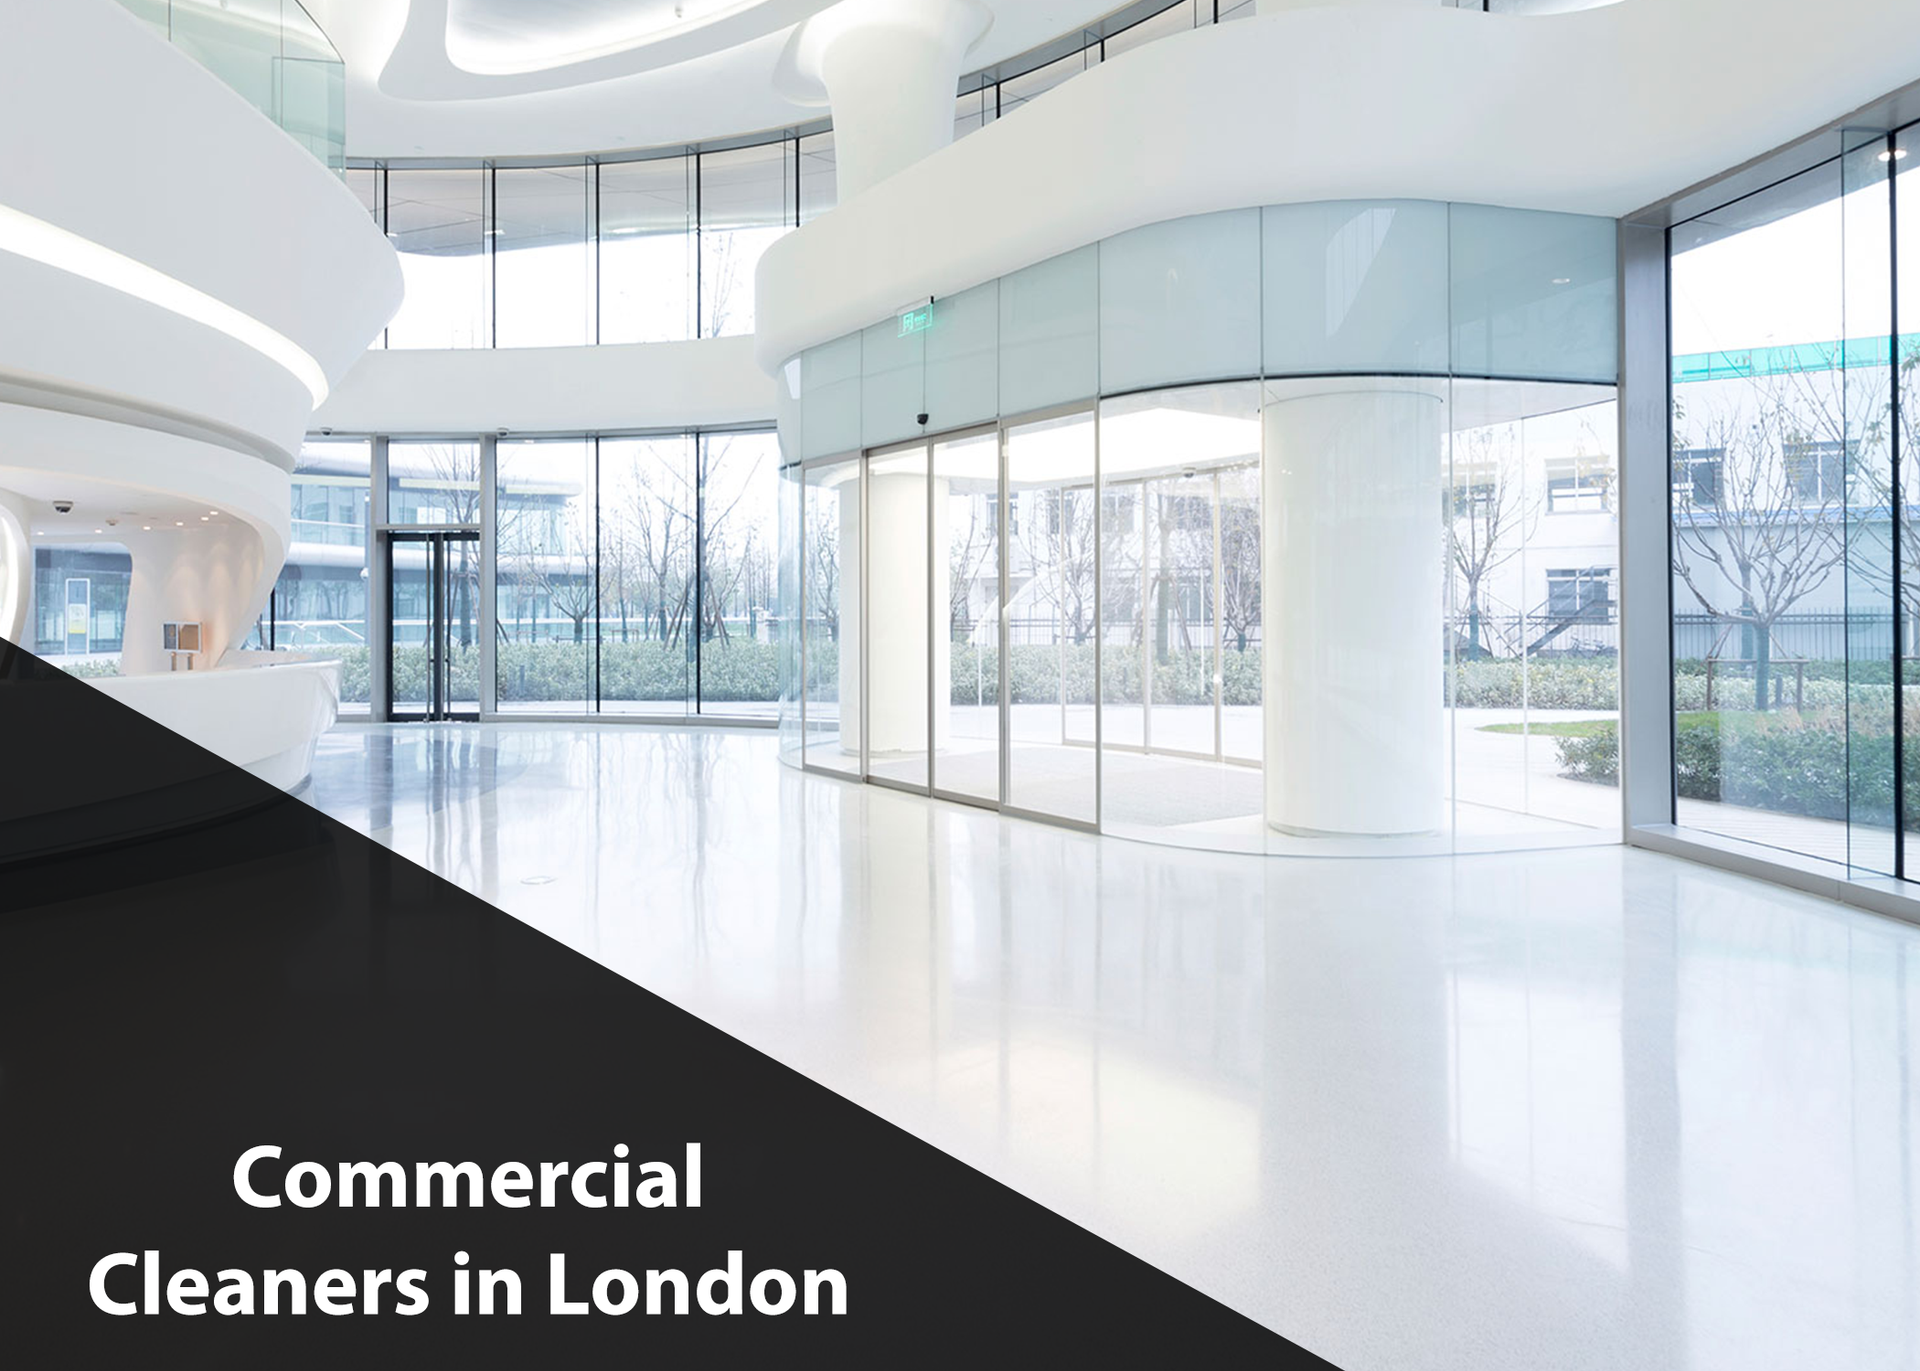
[839,469,950,758]
[1263,386,1445,836]
[776,0,992,202]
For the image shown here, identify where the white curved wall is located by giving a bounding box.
[313,337,779,435]
[0,1,400,387]
[0,404,291,671]
[0,1,398,790]
[756,0,1920,370]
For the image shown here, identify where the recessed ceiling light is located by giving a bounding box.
[1552,277,1572,285]
[142,525,151,531]
[175,520,184,526]
[93,529,101,534]
[200,516,210,521]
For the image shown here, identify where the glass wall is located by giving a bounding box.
[1667,123,1918,878]
[600,435,696,717]
[698,143,791,338]
[494,165,591,349]
[116,0,345,173]
[497,439,595,711]
[386,168,490,350]
[779,198,1622,856]
[31,544,131,671]
[599,156,696,344]
[351,1,1257,350]
[252,438,373,711]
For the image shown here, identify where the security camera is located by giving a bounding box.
[497,427,510,436]
[51,500,73,514]
[319,427,333,436]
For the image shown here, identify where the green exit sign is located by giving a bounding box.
[898,303,934,337]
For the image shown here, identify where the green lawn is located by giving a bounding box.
[1477,718,1617,739]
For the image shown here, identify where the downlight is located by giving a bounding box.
[0,202,329,405]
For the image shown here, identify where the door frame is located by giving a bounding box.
[383,526,481,722]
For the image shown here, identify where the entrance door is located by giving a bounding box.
[386,530,480,721]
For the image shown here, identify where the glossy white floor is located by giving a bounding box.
[308,721,1920,1371]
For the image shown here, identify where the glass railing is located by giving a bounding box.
[117,0,344,174]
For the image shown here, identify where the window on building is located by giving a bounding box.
[1782,438,1850,505]
[1546,567,1612,621]
[1544,455,1612,513]
[1672,447,1723,510]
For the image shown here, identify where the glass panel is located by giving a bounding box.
[388,536,432,716]
[803,457,862,775]
[801,334,863,459]
[386,168,490,349]
[1101,3,1199,60]
[700,144,791,337]
[935,431,1001,802]
[388,440,481,526]
[998,46,1096,117]
[1006,412,1098,824]
[864,443,930,789]
[999,246,1099,422]
[778,461,804,762]
[599,437,694,716]
[1450,205,1616,382]
[1098,384,1264,846]
[494,165,590,348]
[32,544,131,671]
[955,86,993,142]
[699,431,782,718]
[1841,136,1897,877]
[1099,209,1262,394]
[446,535,481,714]
[1263,200,1450,375]
[798,132,837,225]
[1670,158,1852,864]
[599,156,696,344]
[1445,380,1620,849]
[925,279,999,433]
[496,439,595,712]
[861,309,925,450]
[276,438,371,711]
[1898,128,1920,875]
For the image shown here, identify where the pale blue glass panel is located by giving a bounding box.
[924,279,998,431]
[1450,206,1616,382]
[1263,200,1449,375]
[999,246,1097,416]
[801,334,862,460]
[862,312,924,449]
[1099,210,1262,394]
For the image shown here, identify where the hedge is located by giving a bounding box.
[1558,711,1920,829]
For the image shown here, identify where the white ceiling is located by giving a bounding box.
[306,0,1126,159]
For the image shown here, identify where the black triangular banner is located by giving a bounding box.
[0,642,1326,1365]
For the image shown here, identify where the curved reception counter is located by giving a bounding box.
[90,654,342,791]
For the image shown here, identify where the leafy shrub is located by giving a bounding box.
[1557,711,1920,830]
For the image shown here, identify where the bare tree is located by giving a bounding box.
[1671,371,1851,709]
[1447,423,1541,660]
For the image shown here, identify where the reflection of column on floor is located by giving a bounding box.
[1264,387,1444,835]
[839,472,950,757]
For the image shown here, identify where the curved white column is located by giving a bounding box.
[776,0,992,201]
[1263,386,1444,836]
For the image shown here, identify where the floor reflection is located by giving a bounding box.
[307,721,1920,1371]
